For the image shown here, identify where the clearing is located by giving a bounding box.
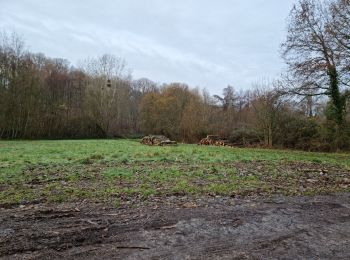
[1,140,350,259]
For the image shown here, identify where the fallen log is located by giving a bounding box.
[159,140,177,146]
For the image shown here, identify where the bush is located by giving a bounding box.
[229,127,261,146]
[274,115,320,151]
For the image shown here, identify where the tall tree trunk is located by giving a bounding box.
[328,66,346,150]
[328,66,345,126]
[268,123,273,148]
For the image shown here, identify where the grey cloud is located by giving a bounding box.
[0,0,296,94]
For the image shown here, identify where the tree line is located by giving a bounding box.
[0,0,349,151]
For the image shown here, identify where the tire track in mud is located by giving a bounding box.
[1,193,350,259]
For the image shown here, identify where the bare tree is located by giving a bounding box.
[251,84,283,148]
[329,0,350,71]
[282,0,348,128]
[214,85,236,111]
[132,78,158,94]
[80,54,131,136]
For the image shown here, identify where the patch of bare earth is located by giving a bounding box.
[1,193,350,259]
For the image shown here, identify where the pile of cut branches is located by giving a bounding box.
[141,135,177,146]
[199,135,233,147]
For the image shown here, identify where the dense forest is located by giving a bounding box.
[1,0,350,151]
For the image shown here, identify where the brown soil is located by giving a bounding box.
[1,193,350,259]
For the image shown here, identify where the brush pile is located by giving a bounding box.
[141,135,177,146]
[199,135,232,147]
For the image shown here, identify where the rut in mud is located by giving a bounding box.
[1,193,350,259]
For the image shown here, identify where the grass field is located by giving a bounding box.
[1,139,350,206]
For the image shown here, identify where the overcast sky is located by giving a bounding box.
[1,0,296,94]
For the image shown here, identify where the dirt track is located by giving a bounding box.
[1,193,350,259]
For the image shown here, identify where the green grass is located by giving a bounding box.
[0,139,349,206]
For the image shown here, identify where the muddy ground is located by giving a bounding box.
[1,193,350,260]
